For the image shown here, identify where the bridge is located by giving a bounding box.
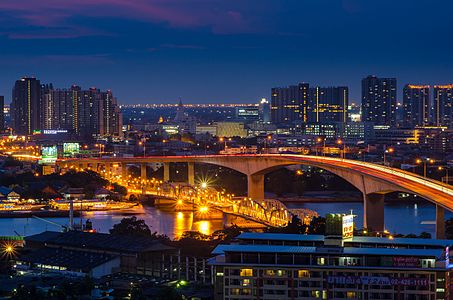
[58,154,453,239]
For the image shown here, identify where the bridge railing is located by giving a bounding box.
[285,154,453,197]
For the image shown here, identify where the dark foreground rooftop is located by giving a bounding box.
[26,231,175,254]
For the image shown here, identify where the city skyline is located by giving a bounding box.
[1,1,453,103]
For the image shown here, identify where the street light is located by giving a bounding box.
[337,139,344,159]
[438,166,450,184]
[383,147,394,166]
[416,158,434,177]
[316,137,326,156]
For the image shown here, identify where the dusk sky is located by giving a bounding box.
[1,0,452,104]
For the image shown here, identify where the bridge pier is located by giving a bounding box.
[188,162,195,185]
[436,205,445,239]
[364,193,385,232]
[164,163,170,182]
[140,163,147,181]
[247,174,264,201]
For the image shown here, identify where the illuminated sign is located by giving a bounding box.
[40,146,58,165]
[392,257,420,267]
[342,214,354,239]
[43,129,68,135]
[327,276,428,286]
[63,143,80,157]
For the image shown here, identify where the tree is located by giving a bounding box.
[110,216,151,237]
[112,183,127,195]
[308,216,326,235]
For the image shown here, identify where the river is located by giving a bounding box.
[0,201,450,239]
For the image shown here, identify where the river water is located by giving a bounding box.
[0,201,450,239]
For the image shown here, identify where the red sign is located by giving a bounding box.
[392,257,420,267]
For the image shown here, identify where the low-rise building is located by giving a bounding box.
[210,232,452,299]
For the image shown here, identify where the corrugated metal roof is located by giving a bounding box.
[237,232,452,247]
[212,244,443,257]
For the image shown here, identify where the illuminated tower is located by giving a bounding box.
[403,84,430,127]
[271,83,309,124]
[11,77,42,135]
[433,85,453,128]
[361,76,397,126]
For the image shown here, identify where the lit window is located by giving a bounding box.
[347,291,356,298]
[298,270,310,278]
[317,257,325,265]
[242,279,250,286]
[240,268,253,276]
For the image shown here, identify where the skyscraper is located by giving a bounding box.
[308,86,348,123]
[0,96,4,131]
[361,76,397,126]
[403,85,430,127]
[433,85,453,128]
[271,83,309,124]
[12,77,42,135]
[258,98,271,123]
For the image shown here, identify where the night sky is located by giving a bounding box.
[1,0,452,104]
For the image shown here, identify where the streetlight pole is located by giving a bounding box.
[438,166,450,184]
[416,158,434,178]
[383,147,393,166]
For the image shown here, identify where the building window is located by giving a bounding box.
[298,270,310,278]
[317,257,325,265]
[240,268,253,277]
[347,291,356,298]
[311,290,321,298]
[241,279,250,287]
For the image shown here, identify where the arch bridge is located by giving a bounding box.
[58,154,453,238]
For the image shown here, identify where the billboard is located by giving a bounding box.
[342,214,354,239]
[40,145,58,165]
[63,143,80,157]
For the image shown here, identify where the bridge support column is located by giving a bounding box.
[364,193,385,232]
[436,205,445,240]
[247,174,264,201]
[188,162,195,186]
[140,163,147,181]
[163,163,170,182]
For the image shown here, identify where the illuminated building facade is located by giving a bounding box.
[211,233,452,300]
[258,98,271,123]
[0,95,4,131]
[271,83,309,124]
[403,85,430,127]
[434,85,453,128]
[308,87,348,123]
[361,76,397,126]
[11,77,42,135]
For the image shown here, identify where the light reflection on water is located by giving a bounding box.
[0,201,450,239]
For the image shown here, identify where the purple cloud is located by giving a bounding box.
[0,0,257,38]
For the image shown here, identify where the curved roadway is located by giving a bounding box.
[59,154,453,211]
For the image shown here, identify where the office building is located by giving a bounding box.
[11,77,42,135]
[235,106,260,123]
[361,76,397,126]
[258,98,271,123]
[403,85,430,127]
[216,122,248,138]
[0,95,4,131]
[434,85,453,128]
[211,231,452,300]
[308,87,348,123]
[271,83,309,124]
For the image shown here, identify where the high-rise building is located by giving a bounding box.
[12,77,42,135]
[403,84,430,127]
[271,83,309,124]
[258,98,271,123]
[13,80,122,138]
[0,96,4,131]
[308,86,348,123]
[433,85,453,128]
[361,76,397,126]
